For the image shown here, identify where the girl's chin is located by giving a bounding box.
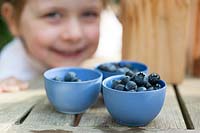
[49,57,84,67]
[55,51,83,59]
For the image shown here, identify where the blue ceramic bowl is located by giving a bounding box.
[96,61,148,80]
[44,67,102,114]
[102,75,166,127]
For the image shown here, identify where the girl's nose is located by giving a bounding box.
[61,17,82,43]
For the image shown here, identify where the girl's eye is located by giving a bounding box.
[46,12,62,19]
[83,11,97,17]
[81,11,99,21]
[44,12,62,23]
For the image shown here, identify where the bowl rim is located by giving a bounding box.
[95,60,148,73]
[102,75,167,94]
[44,67,103,84]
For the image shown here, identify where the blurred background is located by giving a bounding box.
[0,15,13,50]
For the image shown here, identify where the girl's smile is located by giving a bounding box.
[49,44,88,59]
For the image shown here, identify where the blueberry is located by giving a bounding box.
[145,82,152,89]
[154,83,162,90]
[98,63,117,72]
[71,77,82,82]
[108,64,118,72]
[120,76,131,85]
[116,68,125,74]
[110,63,119,69]
[114,84,125,91]
[136,86,147,92]
[132,72,147,86]
[64,72,76,81]
[129,89,136,92]
[148,73,160,85]
[64,72,81,82]
[147,87,154,91]
[97,64,109,71]
[119,62,132,70]
[125,81,137,91]
[117,67,131,74]
[111,79,121,89]
[53,76,63,81]
[125,70,135,77]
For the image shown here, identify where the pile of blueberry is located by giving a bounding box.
[111,72,162,92]
[97,62,139,74]
[53,72,82,82]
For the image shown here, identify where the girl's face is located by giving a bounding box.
[18,0,102,67]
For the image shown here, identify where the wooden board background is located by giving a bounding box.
[121,0,191,84]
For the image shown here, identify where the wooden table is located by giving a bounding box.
[1,78,200,133]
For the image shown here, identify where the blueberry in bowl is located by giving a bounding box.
[96,60,148,80]
[44,67,102,114]
[102,72,166,126]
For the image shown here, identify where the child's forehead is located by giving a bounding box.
[26,0,103,10]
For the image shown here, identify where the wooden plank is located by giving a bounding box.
[188,0,200,77]
[121,0,191,84]
[78,85,186,129]
[0,89,44,132]
[0,77,45,132]
[178,78,200,129]
[7,126,196,133]
[20,97,74,128]
[187,0,199,76]
[28,76,44,90]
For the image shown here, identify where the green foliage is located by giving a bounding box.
[0,15,13,50]
[112,0,120,4]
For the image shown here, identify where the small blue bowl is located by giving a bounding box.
[102,75,166,127]
[44,67,102,114]
[96,61,148,80]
